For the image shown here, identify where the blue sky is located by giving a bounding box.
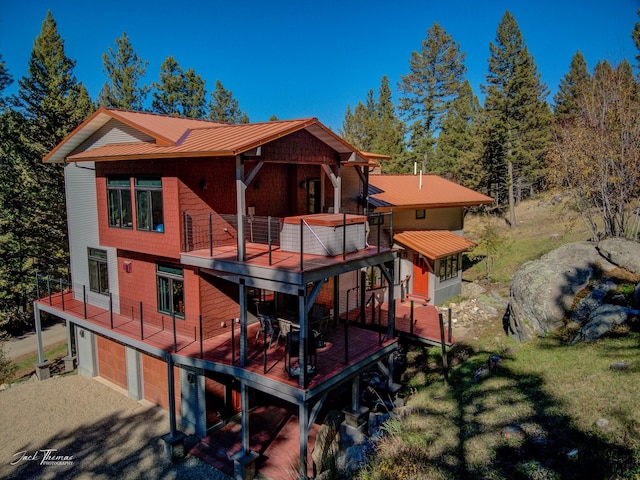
[0,1,637,130]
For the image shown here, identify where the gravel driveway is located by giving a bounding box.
[0,374,231,480]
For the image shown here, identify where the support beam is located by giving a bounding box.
[239,279,247,367]
[299,401,309,480]
[321,164,341,213]
[236,155,246,261]
[162,355,186,462]
[33,303,50,380]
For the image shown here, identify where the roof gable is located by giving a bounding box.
[44,108,369,165]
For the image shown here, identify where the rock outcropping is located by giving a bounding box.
[507,239,640,342]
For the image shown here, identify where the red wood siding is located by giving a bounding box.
[199,272,240,339]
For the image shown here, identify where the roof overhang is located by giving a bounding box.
[393,230,476,260]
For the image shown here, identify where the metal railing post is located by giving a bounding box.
[47,277,52,305]
[172,313,177,352]
[83,285,87,319]
[342,213,346,260]
[182,210,187,252]
[140,301,144,340]
[268,216,272,266]
[231,318,235,364]
[377,212,381,253]
[448,307,452,344]
[199,314,204,359]
[35,272,40,301]
[60,279,65,311]
[109,293,114,329]
[209,212,213,257]
[300,219,304,271]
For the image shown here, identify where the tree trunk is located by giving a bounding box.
[508,160,516,227]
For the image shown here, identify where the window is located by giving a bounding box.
[439,253,460,281]
[157,264,184,318]
[416,209,425,219]
[135,178,164,232]
[107,178,132,228]
[88,248,109,294]
[306,178,321,214]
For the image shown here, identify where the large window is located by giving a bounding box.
[135,178,164,232]
[107,178,132,228]
[157,264,184,318]
[88,248,109,294]
[439,253,460,282]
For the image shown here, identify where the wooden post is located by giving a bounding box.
[438,312,449,386]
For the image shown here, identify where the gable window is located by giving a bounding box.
[107,178,132,228]
[157,264,184,318]
[88,248,109,294]
[416,209,425,220]
[135,178,164,232]
[439,253,459,281]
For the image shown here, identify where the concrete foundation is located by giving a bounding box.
[232,450,259,480]
[34,360,51,380]
[162,432,186,463]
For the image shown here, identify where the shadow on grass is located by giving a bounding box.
[380,344,638,480]
[451,353,637,479]
[2,403,224,480]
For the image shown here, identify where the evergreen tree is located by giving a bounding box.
[633,9,640,76]
[553,51,591,123]
[340,90,376,152]
[398,22,466,159]
[208,80,248,123]
[435,80,484,189]
[372,76,406,168]
[0,53,12,109]
[152,56,206,118]
[269,114,279,121]
[481,11,551,226]
[1,11,94,330]
[98,32,149,110]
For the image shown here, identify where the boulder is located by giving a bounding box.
[508,242,617,341]
[572,304,629,343]
[597,238,640,275]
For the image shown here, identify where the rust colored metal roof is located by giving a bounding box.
[368,174,493,209]
[45,108,369,165]
[394,230,476,260]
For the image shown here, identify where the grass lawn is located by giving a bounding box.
[358,194,640,479]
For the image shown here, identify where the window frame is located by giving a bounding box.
[156,264,184,319]
[439,253,460,282]
[106,178,133,229]
[88,248,109,295]
[135,177,164,232]
[415,209,426,220]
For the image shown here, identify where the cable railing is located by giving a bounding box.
[181,210,394,269]
[35,274,246,361]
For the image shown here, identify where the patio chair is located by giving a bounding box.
[277,318,293,346]
[285,331,317,378]
[256,314,278,349]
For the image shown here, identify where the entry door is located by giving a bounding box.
[412,254,429,296]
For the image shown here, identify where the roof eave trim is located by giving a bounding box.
[67,150,237,162]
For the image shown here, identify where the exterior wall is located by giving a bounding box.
[389,207,463,232]
[397,249,463,306]
[180,368,206,436]
[117,251,200,338]
[70,118,154,155]
[65,161,119,311]
[76,326,97,377]
[199,272,240,339]
[340,166,363,214]
[96,335,127,389]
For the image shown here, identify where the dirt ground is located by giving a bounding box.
[0,374,230,480]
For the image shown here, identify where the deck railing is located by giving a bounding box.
[181,210,393,266]
[35,273,243,360]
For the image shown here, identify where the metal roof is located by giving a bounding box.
[368,174,494,209]
[393,230,476,260]
[44,108,369,164]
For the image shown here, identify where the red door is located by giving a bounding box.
[412,254,429,296]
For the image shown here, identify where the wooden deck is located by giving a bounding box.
[36,291,395,392]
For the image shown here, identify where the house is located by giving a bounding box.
[34,108,407,480]
[363,174,493,305]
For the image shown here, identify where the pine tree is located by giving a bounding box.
[98,32,149,110]
[340,90,376,152]
[152,56,207,118]
[435,80,484,189]
[481,11,551,226]
[208,80,248,123]
[372,76,406,163]
[0,53,12,109]
[633,9,640,76]
[0,11,94,330]
[553,51,591,123]
[398,22,466,159]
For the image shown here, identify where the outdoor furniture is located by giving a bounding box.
[285,331,316,378]
[256,314,278,349]
[310,303,331,333]
[277,318,295,346]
